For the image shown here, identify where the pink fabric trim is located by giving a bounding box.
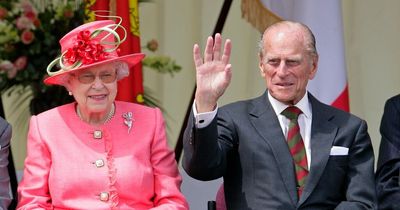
[103,129,119,209]
[216,183,226,210]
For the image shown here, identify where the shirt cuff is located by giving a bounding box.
[192,101,218,129]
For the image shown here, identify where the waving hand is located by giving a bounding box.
[194,33,232,113]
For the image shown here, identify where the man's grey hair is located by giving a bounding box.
[258,21,318,59]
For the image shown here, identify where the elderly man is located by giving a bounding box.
[0,116,12,209]
[183,21,377,209]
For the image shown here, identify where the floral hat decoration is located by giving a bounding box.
[44,16,145,85]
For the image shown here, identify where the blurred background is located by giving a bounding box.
[1,0,400,209]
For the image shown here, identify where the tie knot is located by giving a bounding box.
[281,106,302,120]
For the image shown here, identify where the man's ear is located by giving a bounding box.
[259,54,266,77]
[309,55,319,80]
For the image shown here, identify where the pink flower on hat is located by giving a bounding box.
[45,19,145,86]
[63,30,109,66]
[21,30,35,44]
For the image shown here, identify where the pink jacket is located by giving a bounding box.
[17,101,188,209]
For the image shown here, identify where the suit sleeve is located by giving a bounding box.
[375,97,400,210]
[150,108,189,210]
[17,116,53,209]
[182,108,236,181]
[0,118,12,210]
[335,119,377,210]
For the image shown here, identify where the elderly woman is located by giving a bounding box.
[17,19,188,209]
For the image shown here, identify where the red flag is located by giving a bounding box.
[114,0,144,103]
[88,0,144,103]
[87,0,109,21]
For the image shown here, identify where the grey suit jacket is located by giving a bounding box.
[0,117,12,210]
[183,91,377,210]
[376,94,400,210]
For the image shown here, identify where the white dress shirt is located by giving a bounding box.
[193,91,313,169]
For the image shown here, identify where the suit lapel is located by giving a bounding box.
[298,94,338,206]
[249,92,298,206]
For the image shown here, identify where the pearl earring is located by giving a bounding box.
[68,91,72,96]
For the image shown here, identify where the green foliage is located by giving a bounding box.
[0,0,85,113]
[142,55,181,77]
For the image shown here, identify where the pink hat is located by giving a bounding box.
[44,19,145,85]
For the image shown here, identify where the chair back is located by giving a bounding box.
[207,201,216,210]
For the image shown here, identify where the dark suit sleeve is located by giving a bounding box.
[334,119,377,210]
[0,117,12,209]
[182,109,236,181]
[376,96,400,210]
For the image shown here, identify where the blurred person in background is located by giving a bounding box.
[376,94,400,210]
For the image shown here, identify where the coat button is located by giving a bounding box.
[94,159,104,168]
[99,192,109,201]
[93,130,102,139]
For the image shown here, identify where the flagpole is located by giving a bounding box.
[175,0,233,162]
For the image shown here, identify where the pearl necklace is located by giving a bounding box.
[76,103,115,125]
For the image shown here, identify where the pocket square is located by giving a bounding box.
[330,146,349,156]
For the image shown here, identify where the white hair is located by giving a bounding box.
[115,61,129,80]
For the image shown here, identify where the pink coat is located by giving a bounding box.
[17,101,188,209]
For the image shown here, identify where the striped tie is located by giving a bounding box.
[281,106,309,198]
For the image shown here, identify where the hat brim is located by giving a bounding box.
[44,53,145,85]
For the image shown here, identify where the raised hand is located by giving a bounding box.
[194,33,232,113]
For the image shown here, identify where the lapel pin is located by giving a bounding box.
[123,112,134,134]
